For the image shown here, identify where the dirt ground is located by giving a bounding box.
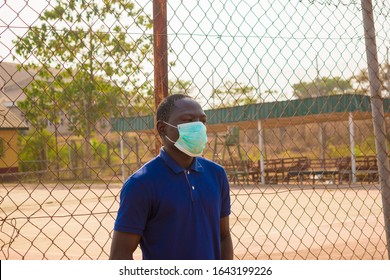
[0,182,387,260]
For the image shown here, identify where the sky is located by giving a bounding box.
[1,0,389,107]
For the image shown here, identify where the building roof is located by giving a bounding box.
[0,61,36,104]
[111,94,390,133]
[0,104,28,130]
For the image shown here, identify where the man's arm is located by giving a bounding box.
[109,230,141,260]
[220,215,233,260]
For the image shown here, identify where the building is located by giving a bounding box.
[0,61,34,123]
[0,103,28,173]
[0,61,74,134]
[1,61,113,137]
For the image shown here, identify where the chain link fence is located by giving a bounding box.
[1,0,390,259]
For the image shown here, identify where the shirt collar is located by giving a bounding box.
[159,147,204,174]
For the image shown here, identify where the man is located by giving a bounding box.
[109,94,233,260]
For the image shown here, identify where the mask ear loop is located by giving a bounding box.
[162,121,178,144]
[163,121,177,129]
[165,135,176,144]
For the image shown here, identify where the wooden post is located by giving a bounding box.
[153,0,168,155]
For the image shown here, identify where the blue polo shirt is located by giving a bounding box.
[114,148,231,260]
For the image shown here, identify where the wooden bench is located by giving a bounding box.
[287,170,338,184]
[337,156,379,183]
[249,157,310,183]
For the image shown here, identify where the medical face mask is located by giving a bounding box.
[164,121,208,157]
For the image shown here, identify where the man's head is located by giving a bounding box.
[156,94,207,158]
[156,94,189,123]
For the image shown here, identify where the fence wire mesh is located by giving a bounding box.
[1,0,390,259]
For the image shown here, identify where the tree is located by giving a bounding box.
[169,79,194,95]
[350,62,390,96]
[292,76,353,99]
[212,80,257,108]
[17,71,64,174]
[19,129,55,172]
[14,0,153,177]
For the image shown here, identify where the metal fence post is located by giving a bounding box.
[257,120,266,185]
[361,0,390,259]
[120,132,125,183]
[349,113,357,183]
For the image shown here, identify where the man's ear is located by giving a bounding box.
[156,120,165,137]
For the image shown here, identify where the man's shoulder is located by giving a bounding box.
[126,156,164,182]
[197,157,226,172]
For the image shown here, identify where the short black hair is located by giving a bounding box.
[156,94,192,122]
